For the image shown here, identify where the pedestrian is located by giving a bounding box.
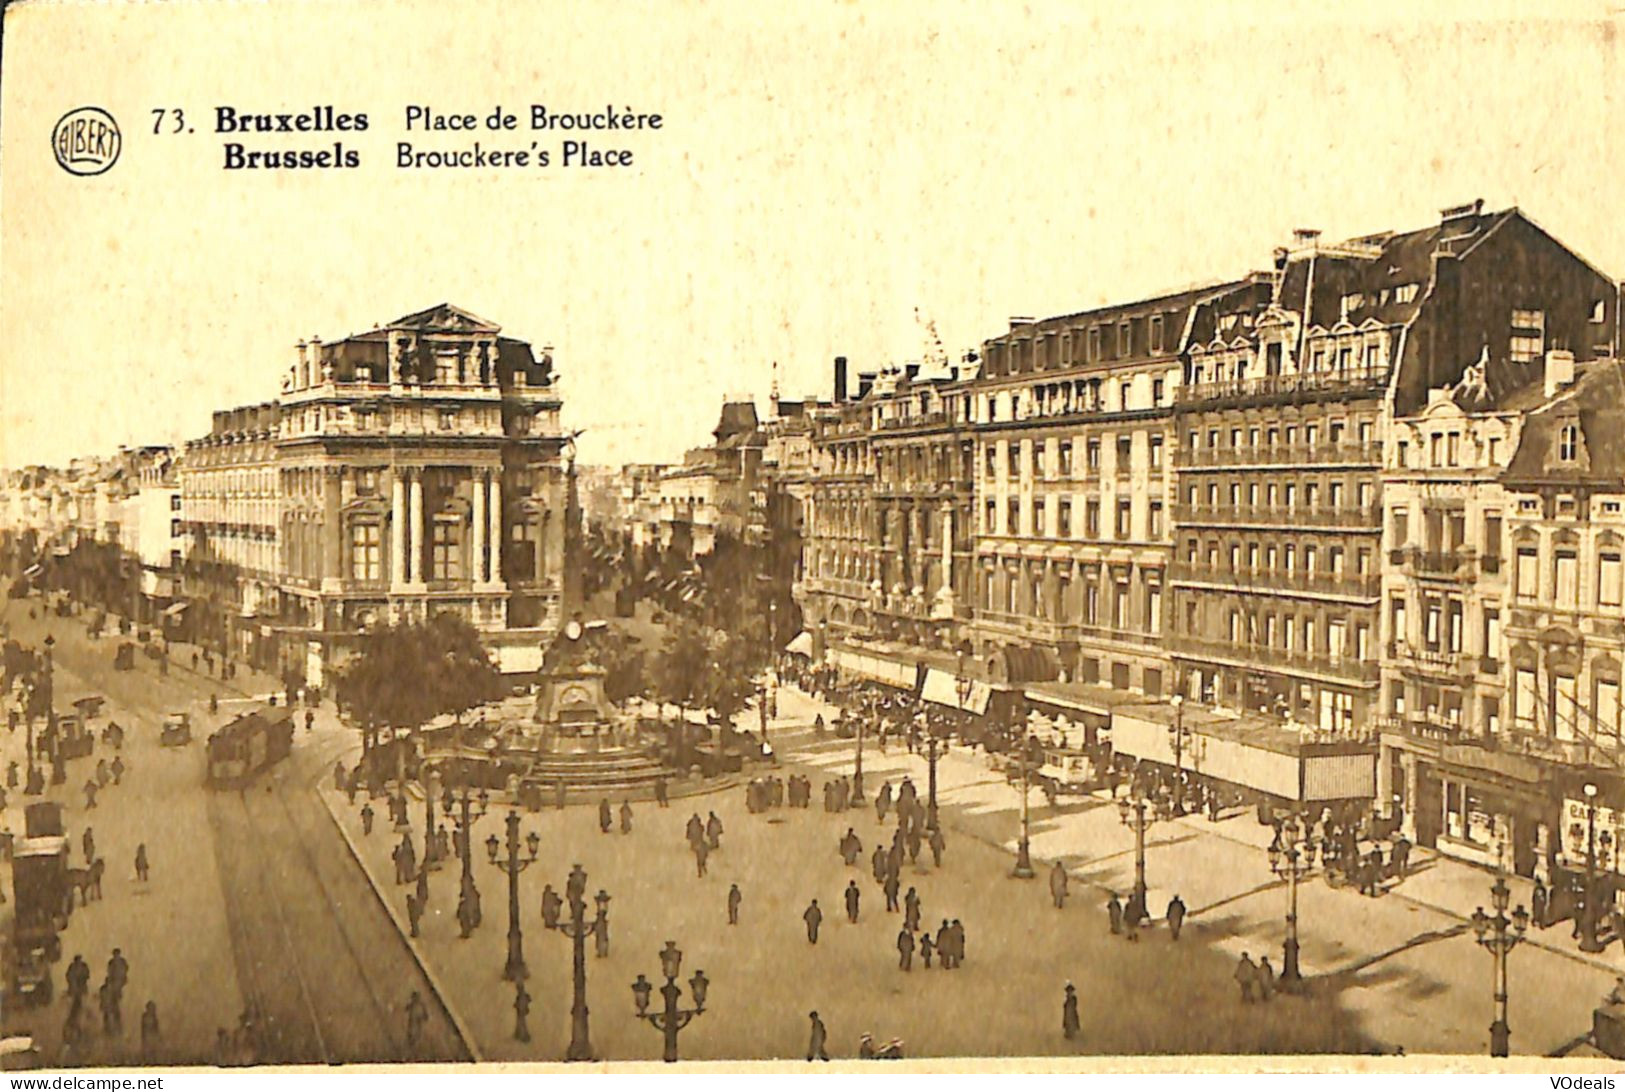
[686,812,704,848]
[599,798,612,834]
[457,887,477,938]
[695,837,710,877]
[1107,892,1123,935]
[904,887,921,932]
[840,828,862,866]
[728,882,742,925]
[100,979,117,1034]
[140,1001,160,1060]
[191,650,201,671]
[108,947,129,1003]
[1235,952,1257,1003]
[1050,860,1069,909]
[877,780,892,823]
[1257,956,1277,1001]
[706,810,723,850]
[936,920,953,969]
[897,927,915,970]
[567,863,587,905]
[406,892,423,937]
[361,803,375,835]
[1532,878,1550,928]
[305,709,315,733]
[807,1011,830,1061]
[83,827,95,867]
[405,991,429,1053]
[1166,894,1187,941]
[845,879,861,923]
[804,898,823,943]
[110,755,125,784]
[919,931,935,968]
[951,919,966,965]
[655,776,669,808]
[928,825,945,868]
[1062,983,1081,1040]
[542,884,562,929]
[1124,901,1141,942]
[907,825,923,865]
[871,843,888,884]
[416,863,430,910]
[508,980,532,1043]
[84,778,98,809]
[883,872,900,913]
[620,800,633,834]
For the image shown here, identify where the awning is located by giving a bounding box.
[920,667,993,715]
[785,631,814,657]
[162,602,189,618]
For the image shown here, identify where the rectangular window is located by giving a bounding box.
[1007,499,1021,537]
[1118,322,1131,357]
[1086,500,1100,537]
[350,522,381,581]
[1148,502,1164,538]
[1117,436,1132,472]
[1150,315,1165,353]
[1149,435,1164,468]
[1032,442,1045,477]
[431,520,461,580]
[1517,547,1539,599]
[1514,668,1539,730]
[1598,679,1622,742]
[1510,308,1545,363]
[985,446,997,477]
[1555,550,1579,604]
[1601,552,1623,607]
[1152,379,1165,404]
[1058,441,1073,476]
[1058,500,1073,538]
[1008,443,1021,476]
[1116,500,1132,540]
[1086,440,1101,470]
[1033,498,1047,538]
[1554,674,1579,741]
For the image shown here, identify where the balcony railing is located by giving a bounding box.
[1371,715,1470,743]
[1167,634,1381,683]
[1172,503,1381,529]
[1168,560,1381,598]
[1386,641,1472,679]
[1176,368,1391,406]
[1173,440,1384,469]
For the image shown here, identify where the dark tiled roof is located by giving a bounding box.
[1503,361,1625,489]
[384,303,501,333]
[714,401,760,441]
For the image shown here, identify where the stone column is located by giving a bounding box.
[941,502,954,588]
[322,468,342,591]
[488,473,502,584]
[390,472,406,588]
[473,470,488,584]
[408,469,424,585]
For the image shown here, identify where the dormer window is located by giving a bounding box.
[1559,423,1579,462]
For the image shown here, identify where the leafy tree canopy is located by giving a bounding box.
[333,613,505,734]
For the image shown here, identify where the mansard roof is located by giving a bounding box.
[1502,361,1625,490]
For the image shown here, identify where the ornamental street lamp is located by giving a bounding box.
[632,941,708,1063]
[852,692,869,800]
[1116,781,1163,913]
[442,779,490,928]
[422,768,443,871]
[485,809,542,981]
[1267,813,1317,986]
[922,707,945,834]
[1167,695,1190,816]
[1579,783,1607,953]
[43,635,64,786]
[1471,875,1530,1057]
[559,874,609,1061]
[1011,697,1035,879]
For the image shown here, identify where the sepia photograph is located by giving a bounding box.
[0,0,1623,1076]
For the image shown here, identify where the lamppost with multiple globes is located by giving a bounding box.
[1166,694,1190,815]
[1266,812,1317,986]
[1116,779,1164,913]
[559,875,609,1061]
[44,634,65,786]
[484,809,541,981]
[921,707,945,833]
[1471,875,1530,1057]
[632,941,709,1063]
[442,780,489,924]
[852,692,869,801]
[1012,700,1035,879]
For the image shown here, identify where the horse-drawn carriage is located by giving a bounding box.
[54,713,93,761]
[7,817,71,1008]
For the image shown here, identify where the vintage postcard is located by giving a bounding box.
[1,0,1623,1076]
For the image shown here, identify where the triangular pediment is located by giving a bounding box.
[387,303,501,334]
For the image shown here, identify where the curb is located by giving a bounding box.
[317,787,484,1063]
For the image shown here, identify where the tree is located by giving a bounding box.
[332,613,505,764]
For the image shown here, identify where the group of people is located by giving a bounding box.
[61,949,135,1046]
[746,773,812,812]
[684,810,724,876]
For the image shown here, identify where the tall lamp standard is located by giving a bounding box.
[559,875,609,1061]
[442,780,490,925]
[1267,813,1317,986]
[632,941,709,1063]
[1471,875,1530,1057]
[1011,699,1035,879]
[1166,694,1190,815]
[484,810,541,981]
[921,706,945,834]
[1116,781,1161,913]
[422,768,443,871]
[1579,782,1607,953]
[852,692,869,801]
[44,634,64,786]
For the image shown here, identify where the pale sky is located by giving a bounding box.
[2,0,1620,470]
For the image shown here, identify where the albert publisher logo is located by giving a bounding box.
[52,107,122,176]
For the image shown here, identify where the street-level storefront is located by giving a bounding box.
[1379,732,1554,878]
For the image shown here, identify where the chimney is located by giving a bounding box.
[1544,348,1576,397]
[1441,199,1485,227]
[905,363,921,381]
[857,371,876,400]
[1293,229,1321,253]
[833,356,848,402]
